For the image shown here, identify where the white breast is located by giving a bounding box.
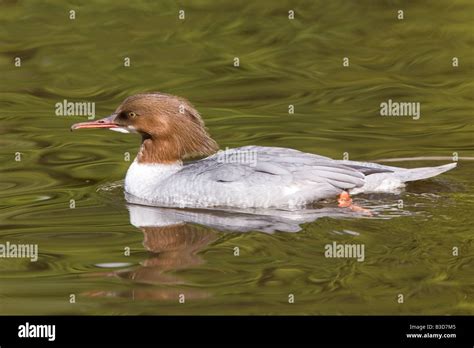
[124,160,183,202]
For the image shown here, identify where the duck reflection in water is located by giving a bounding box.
[85,201,365,301]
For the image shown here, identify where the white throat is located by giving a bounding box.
[124,159,182,201]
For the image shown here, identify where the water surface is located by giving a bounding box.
[0,0,473,315]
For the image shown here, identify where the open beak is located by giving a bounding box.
[71,114,118,131]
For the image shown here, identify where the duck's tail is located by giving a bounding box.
[394,162,457,182]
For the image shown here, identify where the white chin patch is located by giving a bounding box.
[110,126,137,134]
[110,127,130,134]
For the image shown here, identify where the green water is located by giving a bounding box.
[0,0,473,315]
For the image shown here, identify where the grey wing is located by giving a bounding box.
[335,159,396,175]
[186,146,367,191]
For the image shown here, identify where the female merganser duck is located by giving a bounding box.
[71,93,456,209]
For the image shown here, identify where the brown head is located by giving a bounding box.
[71,92,219,163]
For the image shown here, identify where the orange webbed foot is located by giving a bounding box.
[337,191,372,216]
